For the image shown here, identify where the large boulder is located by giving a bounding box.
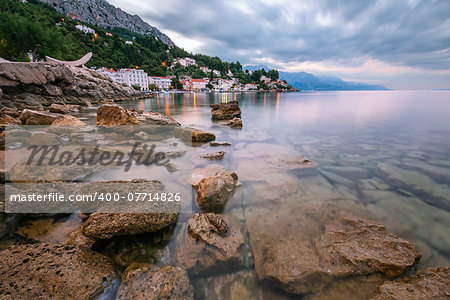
[195,170,239,213]
[245,202,421,295]
[0,243,116,299]
[19,109,63,125]
[117,266,194,300]
[172,213,245,275]
[210,101,242,120]
[82,213,178,239]
[370,267,450,299]
[174,127,216,143]
[96,104,180,126]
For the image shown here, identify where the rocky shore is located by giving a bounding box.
[0,61,143,111]
[1,97,449,299]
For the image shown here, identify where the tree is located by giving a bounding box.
[267,69,279,81]
[206,83,214,90]
[171,77,183,90]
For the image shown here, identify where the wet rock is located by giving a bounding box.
[200,151,225,160]
[377,163,450,210]
[0,112,21,126]
[195,170,239,213]
[164,162,178,173]
[187,164,225,187]
[117,266,194,300]
[95,104,138,125]
[174,127,216,143]
[246,202,421,295]
[227,117,243,128]
[172,213,245,275]
[370,267,450,300]
[1,106,20,118]
[210,141,232,147]
[19,109,63,125]
[49,103,81,114]
[96,104,180,126]
[82,213,178,239]
[51,115,86,126]
[0,243,116,299]
[210,101,242,120]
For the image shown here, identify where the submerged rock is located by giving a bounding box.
[96,104,180,126]
[370,267,450,299]
[210,101,242,120]
[117,266,194,300]
[195,170,239,213]
[172,213,245,275]
[0,243,116,299]
[377,163,450,210]
[82,212,178,239]
[173,127,216,143]
[245,202,421,295]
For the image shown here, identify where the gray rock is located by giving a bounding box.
[174,127,215,143]
[28,131,59,146]
[200,151,225,160]
[210,101,242,120]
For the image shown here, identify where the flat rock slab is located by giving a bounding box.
[117,266,193,300]
[82,212,178,239]
[172,213,245,275]
[245,202,421,295]
[0,243,116,299]
[19,109,63,125]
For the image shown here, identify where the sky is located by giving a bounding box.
[108,0,450,89]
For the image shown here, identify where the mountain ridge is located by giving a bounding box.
[244,65,389,91]
[40,0,175,46]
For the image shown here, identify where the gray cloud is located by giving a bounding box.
[110,0,450,88]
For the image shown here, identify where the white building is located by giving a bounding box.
[260,75,272,84]
[148,76,172,90]
[125,41,133,45]
[200,66,211,73]
[244,83,258,91]
[119,68,148,91]
[174,57,196,67]
[75,25,95,35]
[213,70,221,77]
[97,68,121,82]
[191,79,207,91]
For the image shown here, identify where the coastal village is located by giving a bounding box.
[96,56,292,92]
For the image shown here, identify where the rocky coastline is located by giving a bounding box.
[0,86,449,299]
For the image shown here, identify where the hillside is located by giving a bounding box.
[244,65,389,91]
[40,0,174,46]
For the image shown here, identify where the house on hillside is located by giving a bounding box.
[75,25,95,34]
[97,68,121,83]
[191,79,207,91]
[174,57,196,67]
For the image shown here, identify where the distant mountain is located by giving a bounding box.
[40,0,175,46]
[244,65,389,91]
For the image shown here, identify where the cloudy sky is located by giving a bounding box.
[109,0,450,89]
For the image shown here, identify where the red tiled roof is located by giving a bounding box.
[191,79,205,82]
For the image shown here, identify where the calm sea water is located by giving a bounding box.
[6,90,449,298]
[122,90,450,268]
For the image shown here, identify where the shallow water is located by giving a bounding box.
[121,90,450,266]
[6,91,450,298]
